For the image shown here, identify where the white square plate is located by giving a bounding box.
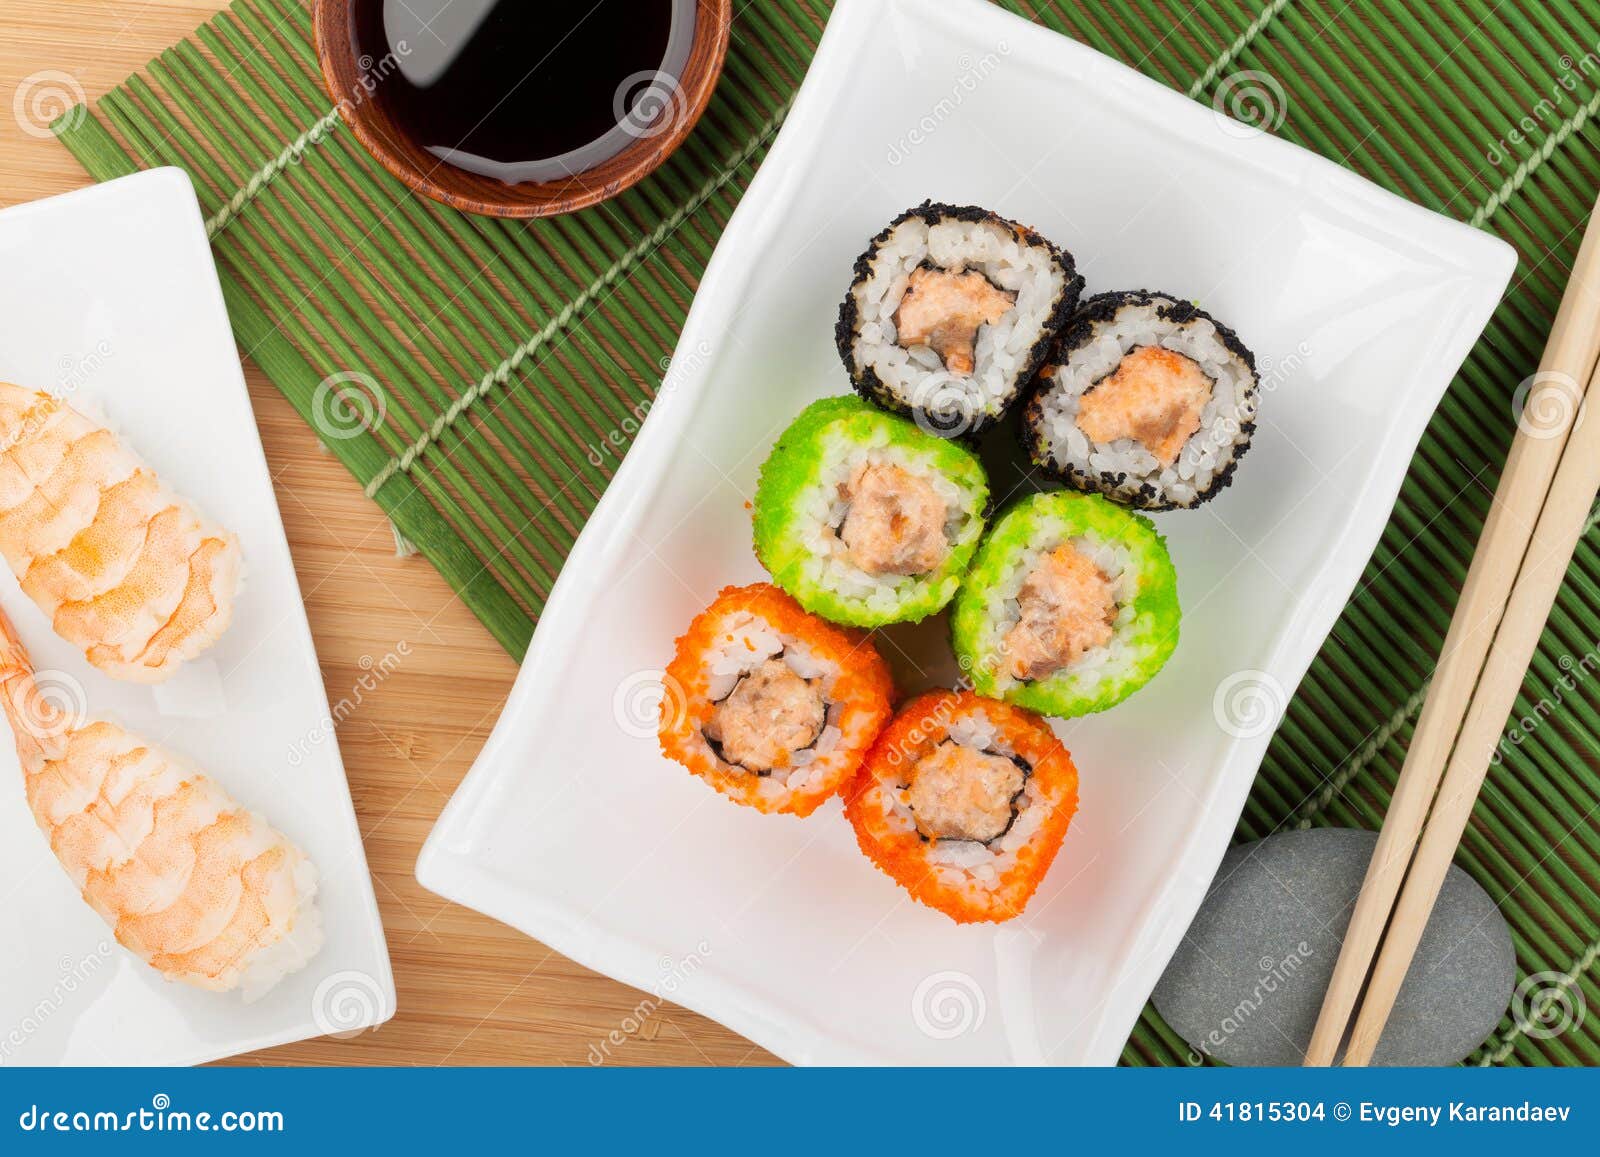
[0,169,394,1065]
[418,0,1513,1064]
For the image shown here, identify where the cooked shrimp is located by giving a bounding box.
[0,609,320,994]
[0,383,241,683]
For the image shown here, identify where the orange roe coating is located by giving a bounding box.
[659,583,895,816]
[843,689,1079,923]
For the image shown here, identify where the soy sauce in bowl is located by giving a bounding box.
[351,0,693,185]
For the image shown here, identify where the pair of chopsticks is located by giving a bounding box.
[1304,194,1600,1066]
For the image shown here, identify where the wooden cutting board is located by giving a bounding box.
[0,0,773,1068]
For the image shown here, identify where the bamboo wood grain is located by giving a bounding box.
[1,0,775,1068]
[1343,340,1600,1063]
[1304,196,1600,1066]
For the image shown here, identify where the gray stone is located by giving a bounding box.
[1151,827,1515,1066]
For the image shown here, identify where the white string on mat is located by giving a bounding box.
[360,98,794,499]
[204,105,344,239]
[1185,0,1293,99]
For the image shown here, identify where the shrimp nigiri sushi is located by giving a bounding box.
[0,383,241,682]
[0,609,321,994]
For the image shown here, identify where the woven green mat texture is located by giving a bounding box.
[53,0,1600,1066]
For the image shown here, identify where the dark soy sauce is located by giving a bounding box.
[352,0,681,184]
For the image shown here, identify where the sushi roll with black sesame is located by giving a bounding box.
[844,690,1079,923]
[753,396,989,628]
[836,202,1082,436]
[952,491,1180,718]
[1021,290,1259,510]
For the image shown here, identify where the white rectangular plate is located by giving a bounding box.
[418,0,1513,1064]
[0,169,394,1065]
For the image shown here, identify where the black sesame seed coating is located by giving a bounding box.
[836,202,1084,437]
[1019,289,1260,511]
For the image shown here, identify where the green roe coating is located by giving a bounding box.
[951,491,1181,716]
[753,396,989,628]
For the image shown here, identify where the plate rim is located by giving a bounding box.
[418,0,1515,1065]
[0,166,396,1066]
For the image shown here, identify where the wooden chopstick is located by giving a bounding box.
[1342,340,1600,1062]
[1304,197,1600,1066]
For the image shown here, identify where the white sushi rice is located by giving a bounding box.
[793,428,983,620]
[873,706,1048,894]
[848,214,1066,426]
[239,855,324,1002]
[698,610,849,800]
[1033,296,1257,508]
[973,528,1145,696]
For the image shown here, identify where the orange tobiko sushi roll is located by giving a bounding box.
[845,690,1079,923]
[659,583,895,816]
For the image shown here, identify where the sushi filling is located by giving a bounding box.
[699,615,845,790]
[977,530,1144,692]
[797,435,979,614]
[878,710,1052,886]
[1075,346,1214,468]
[838,461,950,576]
[894,264,1017,376]
[845,213,1071,424]
[1027,293,1257,509]
[704,658,825,774]
[1004,544,1118,682]
[907,740,1029,844]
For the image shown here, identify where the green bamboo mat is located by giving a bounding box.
[52,0,1600,1066]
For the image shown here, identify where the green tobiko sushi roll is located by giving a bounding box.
[952,491,1179,717]
[753,396,989,628]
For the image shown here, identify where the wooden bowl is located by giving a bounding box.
[313,0,731,219]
